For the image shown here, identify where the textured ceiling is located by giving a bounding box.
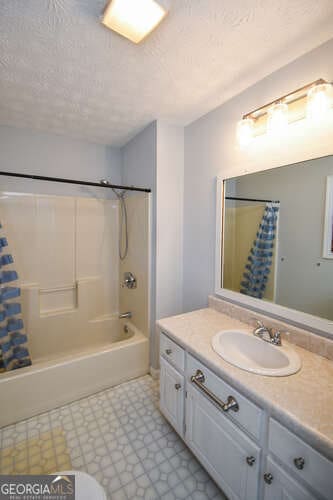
[0,0,333,146]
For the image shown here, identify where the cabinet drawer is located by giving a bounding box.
[186,354,263,440]
[160,332,185,372]
[263,456,314,500]
[269,418,333,500]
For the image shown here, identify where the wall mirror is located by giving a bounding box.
[216,154,333,337]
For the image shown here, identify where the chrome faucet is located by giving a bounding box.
[123,272,137,289]
[253,320,282,346]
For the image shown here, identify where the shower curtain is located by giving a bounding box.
[240,202,279,299]
[0,224,31,372]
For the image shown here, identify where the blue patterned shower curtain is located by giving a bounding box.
[240,202,280,299]
[0,224,31,372]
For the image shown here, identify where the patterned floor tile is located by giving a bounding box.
[0,375,226,499]
[0,427,71,474]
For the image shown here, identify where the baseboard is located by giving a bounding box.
[150,366,160,380]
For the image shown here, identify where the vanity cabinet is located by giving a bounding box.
[263,457,314,500]
[159,331,333,500]
[268,418,333,500]
[160,357,184,437]
[186,384,260,500]
[160,332,261,500]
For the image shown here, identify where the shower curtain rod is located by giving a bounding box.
[226,196,280,203]
[0,171,151,193]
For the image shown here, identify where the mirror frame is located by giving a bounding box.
[215,175,333,339]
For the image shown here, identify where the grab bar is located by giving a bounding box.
[190,369,239,413]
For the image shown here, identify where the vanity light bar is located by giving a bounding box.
[237,78,333,146]
[242,79,327,120]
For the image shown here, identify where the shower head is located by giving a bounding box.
[100,179,110,185]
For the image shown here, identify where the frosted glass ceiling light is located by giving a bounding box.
[237,118,254,147]
[267,102,288,136]
[307,82,333,122]
[102,0,168,44]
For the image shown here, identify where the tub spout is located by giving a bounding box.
[119,312,132,319]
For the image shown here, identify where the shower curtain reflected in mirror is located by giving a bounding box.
[240,202,280,299]
[223,201,279,302]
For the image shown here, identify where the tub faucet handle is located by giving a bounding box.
[123,272,137,289]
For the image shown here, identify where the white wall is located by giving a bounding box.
[156,122,184,320]
[0,125,122,196]
[121,122,157,365]
[121,121,184,368]
[183,38,333,312]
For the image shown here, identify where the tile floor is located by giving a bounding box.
[0,375,226,499]
[0,426,71,474]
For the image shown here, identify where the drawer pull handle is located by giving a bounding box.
[294,457,305,470]
[190,369,239,412]
[165,348,172,355]
[264,473,273,485]
[246,456,255,466]
[175,383,181,390]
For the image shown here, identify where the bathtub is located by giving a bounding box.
[0,319,149,428]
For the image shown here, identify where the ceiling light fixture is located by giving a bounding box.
[237,79,333,146]
[102,0,168,44]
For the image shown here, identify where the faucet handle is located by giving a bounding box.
[269,327,283,346]
[251,318,264,327]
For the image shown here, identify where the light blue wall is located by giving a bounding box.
[121,121,185,369]
[0,125,122,197]
[121,122,157,366]
[156,122,184,321]
[121,123,157,192]
[183,38,333,313]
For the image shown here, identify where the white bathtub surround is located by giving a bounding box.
[22,280,118,361]
[0,190,152,426]
[119,193,150,337]
[0,192,119,363]
[0,321,149,428]
[0,376,224,500]
[209,295,333,361]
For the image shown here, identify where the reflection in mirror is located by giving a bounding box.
[222,155,333,321]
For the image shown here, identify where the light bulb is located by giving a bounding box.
[102,0,168,44]
[237,118,254,147]
[307,83,333,122]
[267,102,288,136]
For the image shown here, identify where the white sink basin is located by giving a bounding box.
[211,330,301,376]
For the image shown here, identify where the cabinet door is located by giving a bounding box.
[186,385,260,500]
[263,457,314,500]
[160,357,184,436]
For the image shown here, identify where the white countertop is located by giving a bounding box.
[157,308,333,461]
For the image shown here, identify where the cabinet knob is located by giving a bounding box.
[294,457,305,470]
[246,456,255,466]
[165,348,172,355]
[264,473,273,485]
[174,383,181,390]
